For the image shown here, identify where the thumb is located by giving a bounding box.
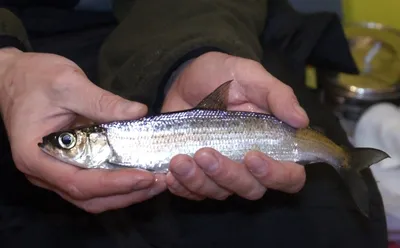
[234,61,309,128]
[61,77,147,123]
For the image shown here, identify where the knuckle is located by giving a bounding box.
[219,171,236,186]
[271,168,294,191]
[49,68,75,96]
[93,91,120,115]
[281,167,294,184]
[169,179,185,193]
[212,163,237,186]
[49,66,84,99]
[275,164,300,192]
[246,59,262,69]
[64,181,87,200]
[257,161,285,187]
[81,201,104,214]
[281,84,295,96]
[286,185,302,194]
[168,187,184,197]
[14,160,31,175]
[193,195,207,201]
[173,189,194,200]
[286,167,306,193]
[245,186,266,200]
[215,191,231,201]
[26,176,42,188]
[52,67,75,86]
[187,174,207,193]
[178,192,194,200]
[257,165,274,182]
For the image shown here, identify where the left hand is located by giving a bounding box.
[0,49,165,213]
[162,51,309,201]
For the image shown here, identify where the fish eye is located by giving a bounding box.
[58,132,76,149]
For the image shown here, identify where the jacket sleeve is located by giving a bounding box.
[98,0,268,113]
[0,8,31,51]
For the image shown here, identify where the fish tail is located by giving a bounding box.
[338,148,389,218]
[348,147,390,172]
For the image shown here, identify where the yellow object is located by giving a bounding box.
[305,66,317,89]
[343,0,400,30]
[305,1,400,90]
[305,0,400,90]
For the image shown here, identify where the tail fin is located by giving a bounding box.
[349,147,390,172]
[339,148,390,218]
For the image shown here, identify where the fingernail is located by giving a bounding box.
[173,159,194,177]
[247,156,268,176]
[134,179,154,190]
[293,102,307,120]
[197,153,219,173]
[149,181,166,196]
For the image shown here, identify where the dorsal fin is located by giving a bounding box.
[195,80,233,110]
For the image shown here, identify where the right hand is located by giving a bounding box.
[162,52,308,201]
[0,48,167,213]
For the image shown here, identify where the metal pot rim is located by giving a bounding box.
[326,21,400,101]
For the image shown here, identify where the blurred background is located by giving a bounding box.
[343,0,400,29]
[289,0,400,246]
[290,0,400,29]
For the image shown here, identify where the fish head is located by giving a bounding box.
[38,126,112,168]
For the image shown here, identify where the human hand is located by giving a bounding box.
[0,48,166,213]
[162,51,309,201]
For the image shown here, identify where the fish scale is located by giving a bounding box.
[100,109,337,172]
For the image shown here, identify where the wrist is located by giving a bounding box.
[164,59,194,96]
[0,47,23,57]
[0,47,22,110]
[0,47,22,77]
[164,49,226,96]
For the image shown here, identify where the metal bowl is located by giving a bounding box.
[319,22,400,123]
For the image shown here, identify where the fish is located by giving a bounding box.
[38,80,389,217]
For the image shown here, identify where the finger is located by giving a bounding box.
[244,151,306,193]
[248,79,308,128]
[166,172,205,201]
[266,84,309,128]
[55,74,148,123]
[234,62,309,128]
[34,152,157,201]
[28,173,166,213]
[71,115,95,127]
[26,175,53,190]
[56,174,167,214]
[169,154,232,200]
[227,102,268,114]
[194,148,267,200]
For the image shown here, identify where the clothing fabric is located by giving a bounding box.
[0,1,388,248]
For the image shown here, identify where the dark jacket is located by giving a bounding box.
[0,0,265,112]
[0,1,388,248]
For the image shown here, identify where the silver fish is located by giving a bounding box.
[38,80,389,217]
